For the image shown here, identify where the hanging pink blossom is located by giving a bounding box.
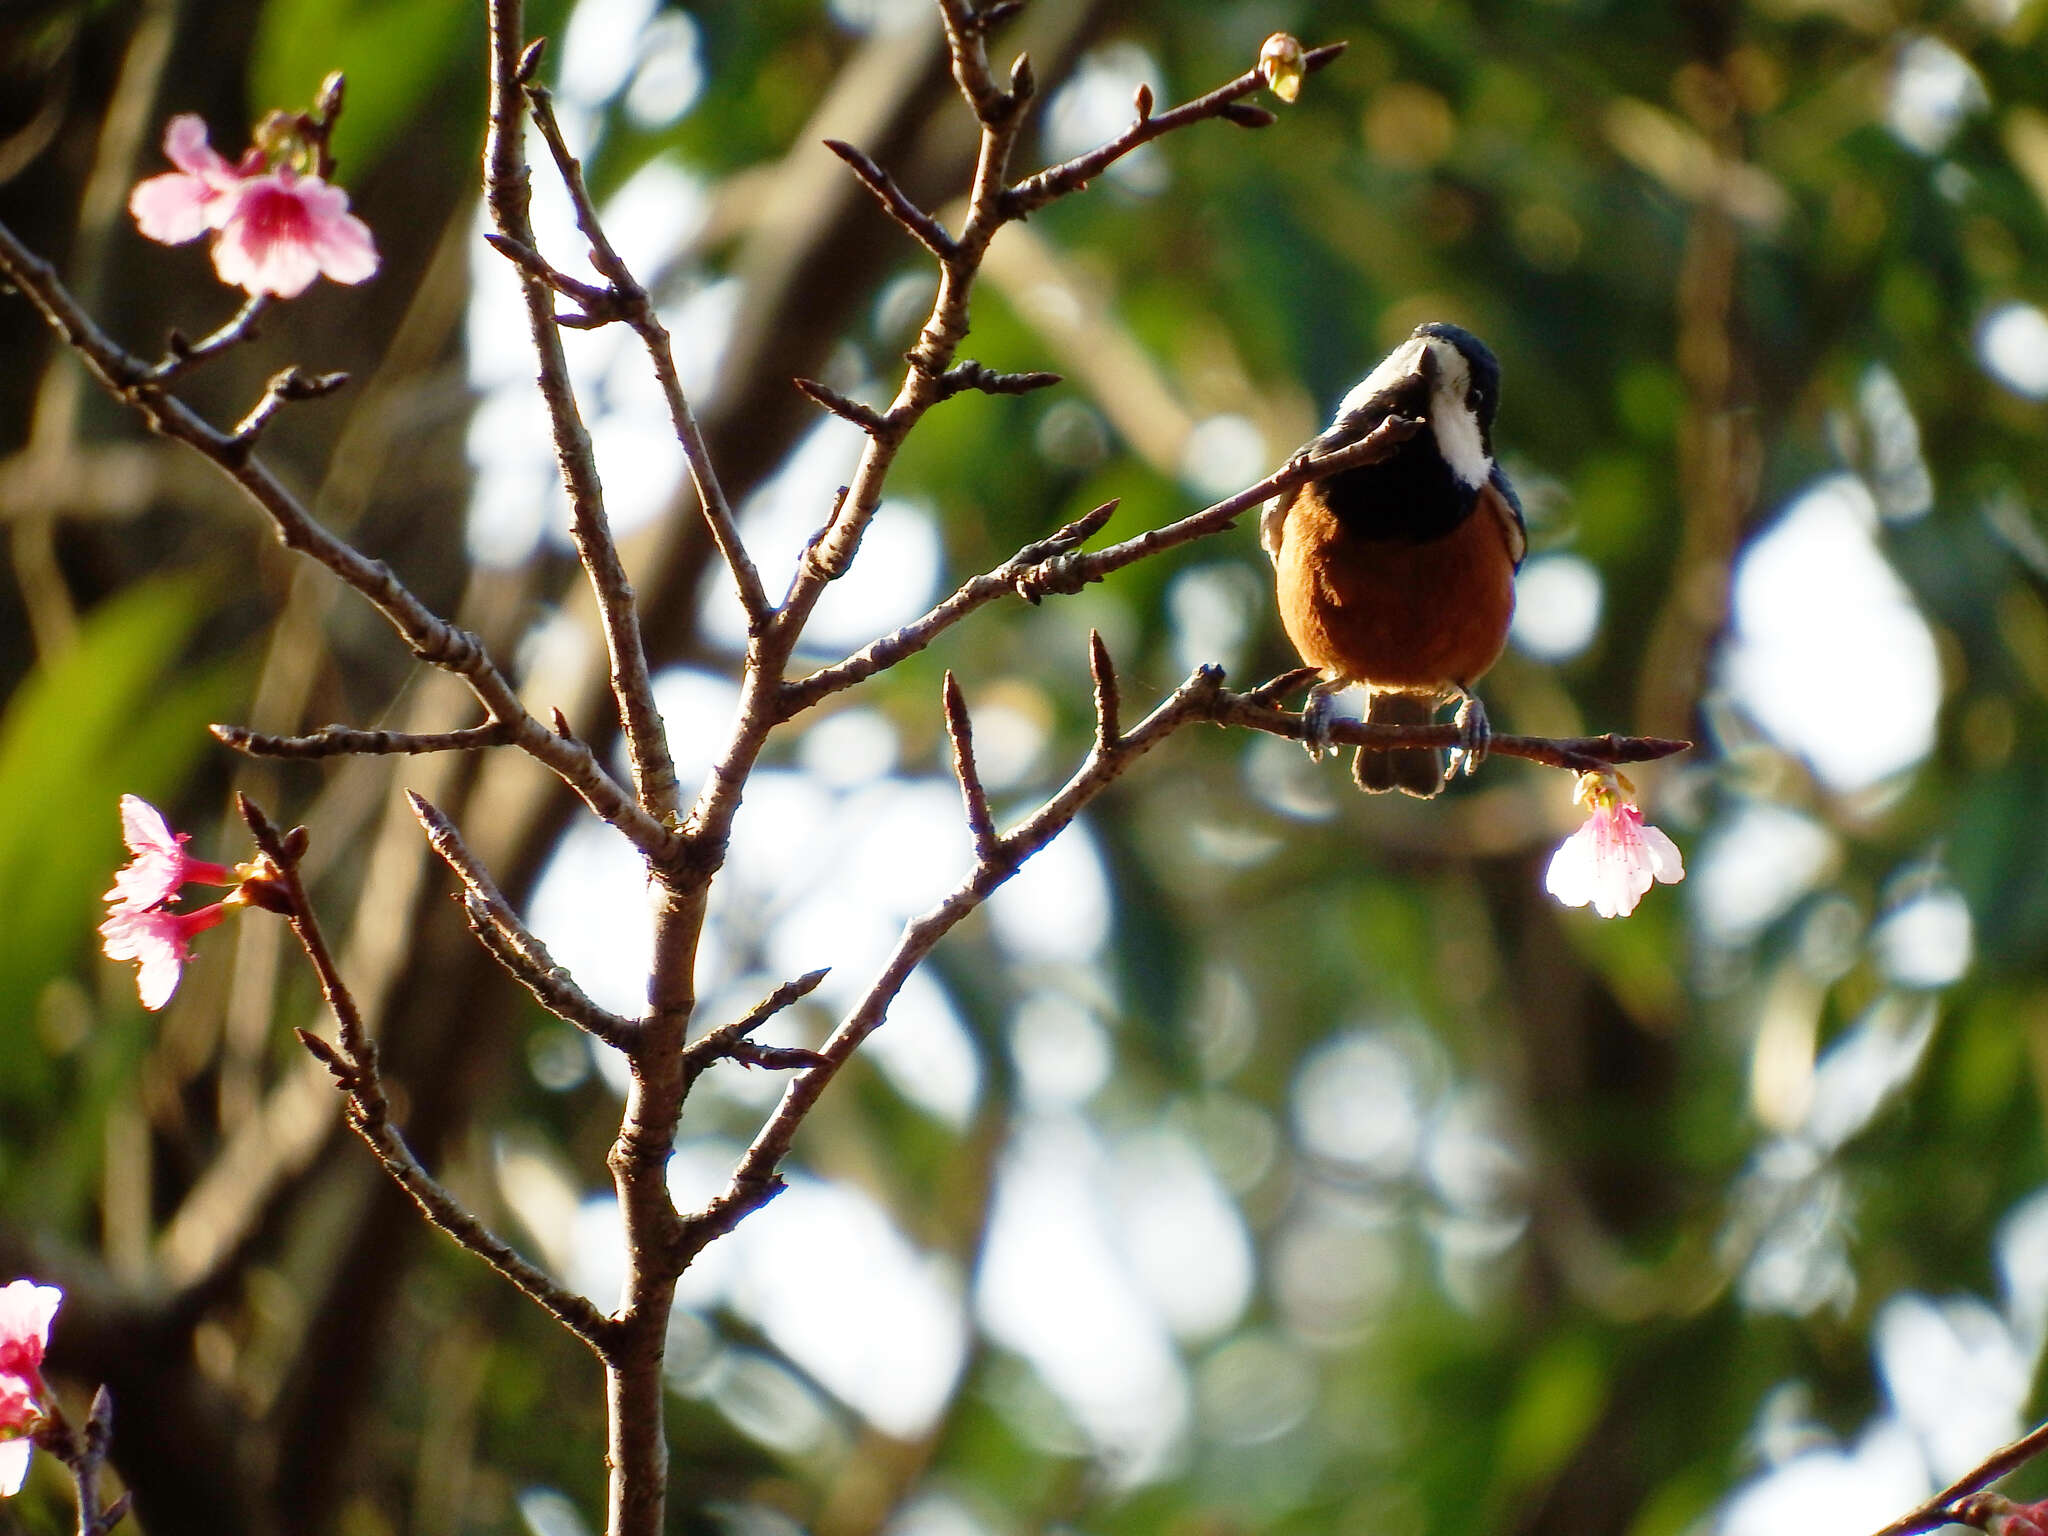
[208,167,379,298]
[1544,770,1684,919]
[0,1376,33,1497]
[0,1282,60,1382]
[99,901,229,1011]
[128,112,378,297]
[127,114,259,245]
[0,1280,57,1500]
[104,794,236,913]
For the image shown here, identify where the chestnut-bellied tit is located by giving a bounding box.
[1260,322,1527,798]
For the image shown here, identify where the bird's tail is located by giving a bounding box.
[1353,692,1444,798]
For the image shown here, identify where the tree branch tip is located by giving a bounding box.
[294,1026,350,1077]
[1134,82,1154,120]
[793,375,885,431]
[792,966,832,996]
[232,791,279,842]
[1010,52,1036,101]
[978,0,1027,28]
[516,36,549,84]
[1221,102,1279,128]
[1303,40,1348,71]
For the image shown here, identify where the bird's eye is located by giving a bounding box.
[1466,387,1485,412]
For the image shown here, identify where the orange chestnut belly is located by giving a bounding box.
[1274,487,1517,694]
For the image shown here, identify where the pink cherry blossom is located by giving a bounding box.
[1545,775,1684,919]
[0,1282,60,1381]
[207,167,378,298]
[127,114,259,245]
[0,1375,33,1497]
[100,902,229,1011]
[104,794,236,912]
[129,112,378,297]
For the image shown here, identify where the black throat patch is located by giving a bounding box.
[1316,425,1480,543]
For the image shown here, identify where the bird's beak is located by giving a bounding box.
[1411,340,1438,391]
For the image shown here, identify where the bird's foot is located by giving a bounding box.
[1446,689,1492,779]
[1300,684,1340,762]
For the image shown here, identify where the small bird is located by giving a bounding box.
[1261,322,1527,797]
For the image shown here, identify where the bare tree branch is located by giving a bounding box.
[0,220,675,856]
[793,375,888,434]
[822,137,957,259]
[1004,41,1346,217]
[235,795,615,1353]
[675,662,1233,1266]
[408,792,636,1049]
[518,77,773,636]
[1866,1420,2048,1536]
[1087,629,1120,752]
[212,721,519,759]
[783,418,1419,714]
[480,48,681,823]
[941,671,998,861]
[677,968,833,1089]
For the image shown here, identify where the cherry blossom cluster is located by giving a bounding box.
[128,113,377,298]
[0,1280,61,1498]
[98,796,254,1010]
[1546,768,1685,919]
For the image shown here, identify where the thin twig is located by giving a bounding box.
[144,294,270,383]
[519,77,772,636]
[482,75,681,822]
[212,721,519,758]
[1004,41,1345,218]
[1204,689,1691,773]
[942,671,999,861]
[793,375,887,434]
[236,794,615,1353]
[1866,1420,2048,1536]
[779,499,1117,714]
[0,219,674,856]
[675,664,1232,1267]
[781,419,1417,717]
[41,1385,129,1536]
[226,368,350,458]
[677,968,832,1087]
[480,230,617,316]
[822,138,957,259]
[1087,630,1120,751]
[1013,413,1419,601]
[934,359,1061,399]
[408,792,637,1049]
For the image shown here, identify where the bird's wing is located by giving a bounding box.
[1259,483,1298,564]
[1484,467,1527,570]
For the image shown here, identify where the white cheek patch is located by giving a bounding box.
[1424,341,1491,490]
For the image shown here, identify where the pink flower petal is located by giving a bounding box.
[0,1374,32,1436]
[1545,800,1683,919]
[210,177,324,297]
[208,172,379,297]
[129,171,219,245]
[161,114,233,183]
[0,1282,59,1380]
[105,795,188,909]
[100,904,224,1009]
[0,1433,28,1498]
[310,207,380,285]
[131,116,253,246]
